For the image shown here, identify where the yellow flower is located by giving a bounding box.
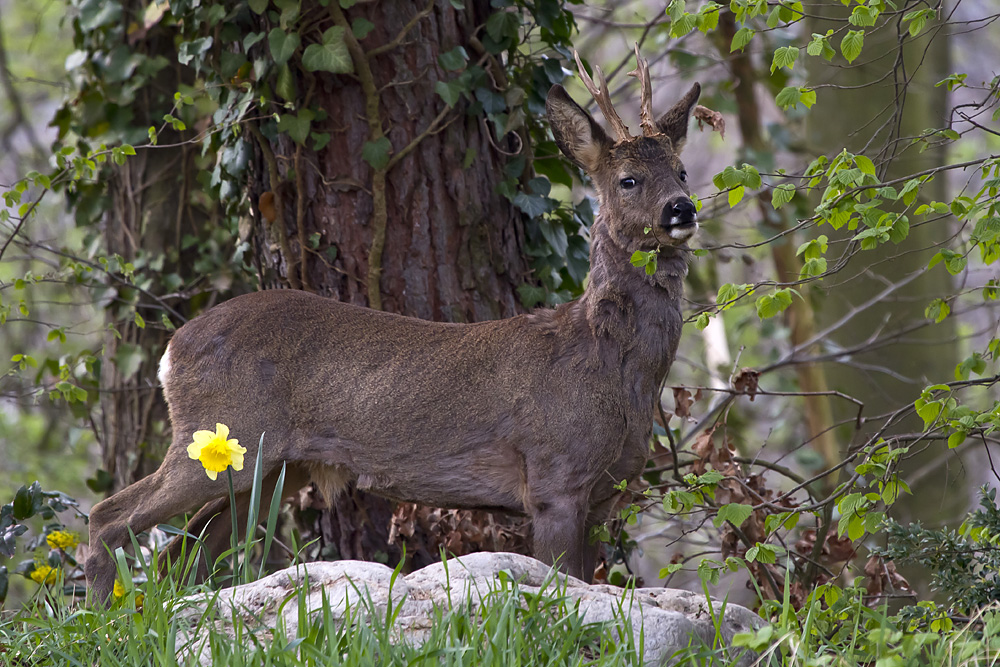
[30,565,59,585]
[186,423,246,480]
[113,579,125,598]
[46,530,79,551]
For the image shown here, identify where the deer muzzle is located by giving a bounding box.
[660,197,698,241]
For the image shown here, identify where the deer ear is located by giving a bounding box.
[546,84,613,172]
[656,82,701,153]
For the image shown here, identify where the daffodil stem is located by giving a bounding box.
[227,467,239,582]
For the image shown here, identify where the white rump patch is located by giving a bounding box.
[157,342,172,387]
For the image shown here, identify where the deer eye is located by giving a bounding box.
[679,170,688,183]
[620,177,637,190]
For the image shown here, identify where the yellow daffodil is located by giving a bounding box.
[46,530,78,551]
[30,565,59,585]
[186,423,246,480]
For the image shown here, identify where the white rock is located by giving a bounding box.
[175,552,763,665]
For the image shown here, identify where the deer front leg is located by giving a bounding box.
[581,494,621,583]
[529,495,588,581]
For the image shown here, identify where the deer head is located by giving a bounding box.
[546,47,701,254]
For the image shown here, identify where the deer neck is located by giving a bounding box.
[576,221,688,394]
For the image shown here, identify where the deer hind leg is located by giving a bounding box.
[86,467,229,604]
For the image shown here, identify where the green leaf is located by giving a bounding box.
[904,8,935,37]
[248,0,268,14]
[756,289,793,319]
[730,27,753,52]
[275,63,296,101]
[728,185,745,208]
[302,27,352,73]
[362,136,392,170]
[928,249,967,275]
[849,5,878,27]
[268,28,300,66]
[696,312,711,330]
[435,80,464,108]
[658,563,684,578]
[807,31,836,60]
[276,110,314,145]
[438,46,468,72]
[630,250,650,268]
[855,155,876,176]
[771,184,795,209]
[114,343,146,381]
[714,503,754,528]
[351,17,375,40]
[924,298,950,323]
[747,543,778,564]
[841,30,864,64]
[770,46,798,74]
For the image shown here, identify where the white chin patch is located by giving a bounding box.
[668,219,699,242]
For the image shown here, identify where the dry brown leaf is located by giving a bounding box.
[732,367,761,402]
[259,191,277,223]
[693,105,726,139]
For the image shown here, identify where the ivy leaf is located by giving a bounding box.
[177,37,213,67]
[438,46,468,72]
[841,30,864,64]
[275,63,297,101]
[435,80,464,108]
[276,110,314,145]
[302,27,352,73]
[352,17,375,40]
[268,28,300,66]
[512,192,553,219]
[362,136,392,170]
[538,219,568,256]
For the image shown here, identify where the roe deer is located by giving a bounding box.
[86,49,703,602]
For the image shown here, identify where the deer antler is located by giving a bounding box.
[574,50,631,143]
[627,43,657,137]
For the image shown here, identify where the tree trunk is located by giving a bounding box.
[247,0,532,567]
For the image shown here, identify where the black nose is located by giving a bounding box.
[661,198,696,227]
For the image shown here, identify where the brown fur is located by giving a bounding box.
[85,79,702,602]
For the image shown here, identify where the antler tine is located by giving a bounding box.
[573,50,632,143]
[627,43,657,137]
